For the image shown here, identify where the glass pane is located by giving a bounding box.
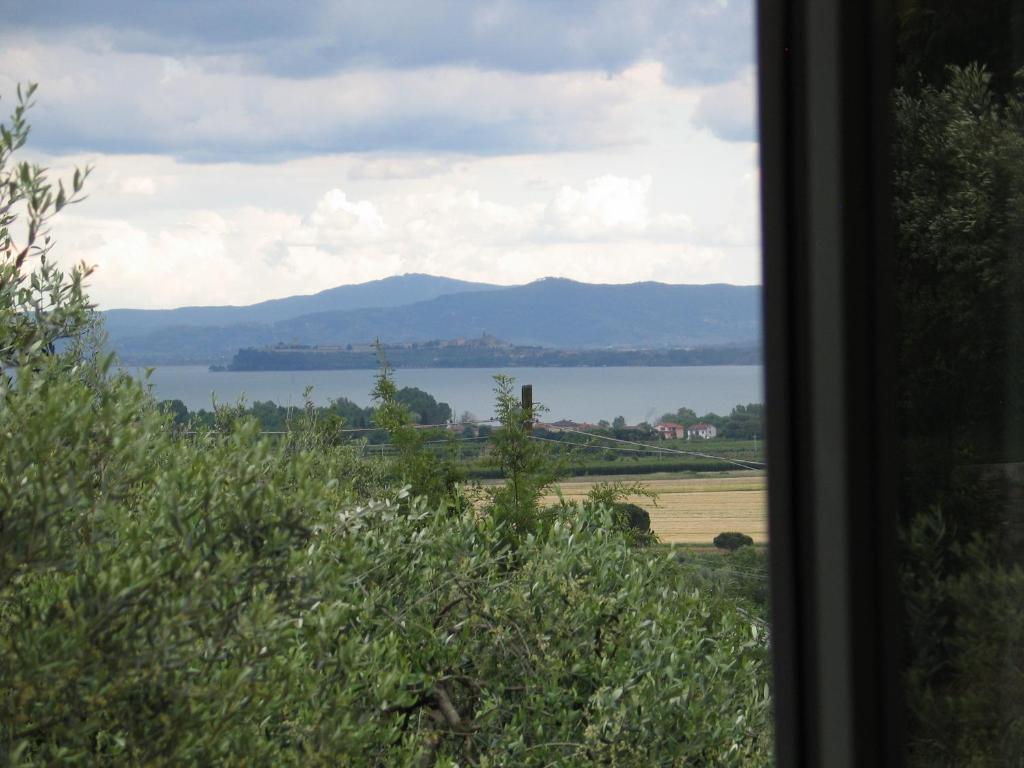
[0,3,772,765]
[893,3,1024,762]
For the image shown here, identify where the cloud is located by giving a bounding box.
[0,41,650,160]
[652,1,755,87]
[301,174,686,255]
[5,1,753,84]
[542,175,691,239]
[119,176,157,195]
[691,69,757,143]
[307,189,386,242]
[0,1,756,162]
[51,171,753,310]
[347,156,458,181]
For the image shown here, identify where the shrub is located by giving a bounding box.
[2,361,774,763]
[371,343,467,512]
[616,502,651,534]
[580,480,659,546]
[714,531,755,551]
[483,374,562,541]
[728,545,770,609]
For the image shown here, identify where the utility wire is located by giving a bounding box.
[174,420,497,437]
[173,419,766,470]
[529,434,685,456]
[362,435,491,451]
[537,425,766,470]
[336,418,499,434]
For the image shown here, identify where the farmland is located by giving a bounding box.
[541,472,768,544]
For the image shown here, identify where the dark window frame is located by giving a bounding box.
[758,0,905,764]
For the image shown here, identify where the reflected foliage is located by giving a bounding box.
[894,63,1024,763]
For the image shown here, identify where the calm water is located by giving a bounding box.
[136,365,764,425]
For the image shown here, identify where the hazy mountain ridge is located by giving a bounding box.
[103,274,502,339]
[107,275,762,365]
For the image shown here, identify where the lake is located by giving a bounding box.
[136,365,764,425]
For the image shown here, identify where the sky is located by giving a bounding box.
[0,0,760,310]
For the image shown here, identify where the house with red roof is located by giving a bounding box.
[655,422,686,440]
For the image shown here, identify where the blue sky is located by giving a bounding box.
[1,0,759,309]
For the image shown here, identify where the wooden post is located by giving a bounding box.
[521,384,533,432]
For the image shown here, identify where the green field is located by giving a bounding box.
[444,435,766,478]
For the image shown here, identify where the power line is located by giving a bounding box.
[537,425,766,470]
[336,418,499,434]
[170,417,765,470]
[363,435,491,451]
[529,434,682,456]
[173,420,498,437]
[172,424,766,471]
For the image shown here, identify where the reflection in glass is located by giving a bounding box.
[894,3,1024,762]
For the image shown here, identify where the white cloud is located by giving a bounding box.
[307,190,386,243]
[347,156,457,180]
[691,68,757,142]
[50,164,758,310]
[542,175,690,239]
[119,176,157,195]
[11,24,762,311]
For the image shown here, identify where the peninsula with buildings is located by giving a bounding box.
[218,335,762,371]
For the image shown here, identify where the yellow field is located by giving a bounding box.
[541,475,768,544]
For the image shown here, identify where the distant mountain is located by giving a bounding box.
[103,274,502,340]
[276,278,760,348]
[108,277,762,365]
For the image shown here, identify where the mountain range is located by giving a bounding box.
[103,274,500,340]
[103,274,762,365]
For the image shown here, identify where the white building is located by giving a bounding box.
[686,422,718,440]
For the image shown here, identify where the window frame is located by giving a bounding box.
[757,0,906,764]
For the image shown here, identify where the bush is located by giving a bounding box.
[2,368,774,763]
[728,545,770,609]
[371,345,467,512]
[483,374,562,542]
[579,481,659,546]
[616,502,651,534]
[714,531,755,551]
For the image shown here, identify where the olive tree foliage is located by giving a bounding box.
[1,90,773,765]
[0,84,90,374]
[2,382,774,764]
